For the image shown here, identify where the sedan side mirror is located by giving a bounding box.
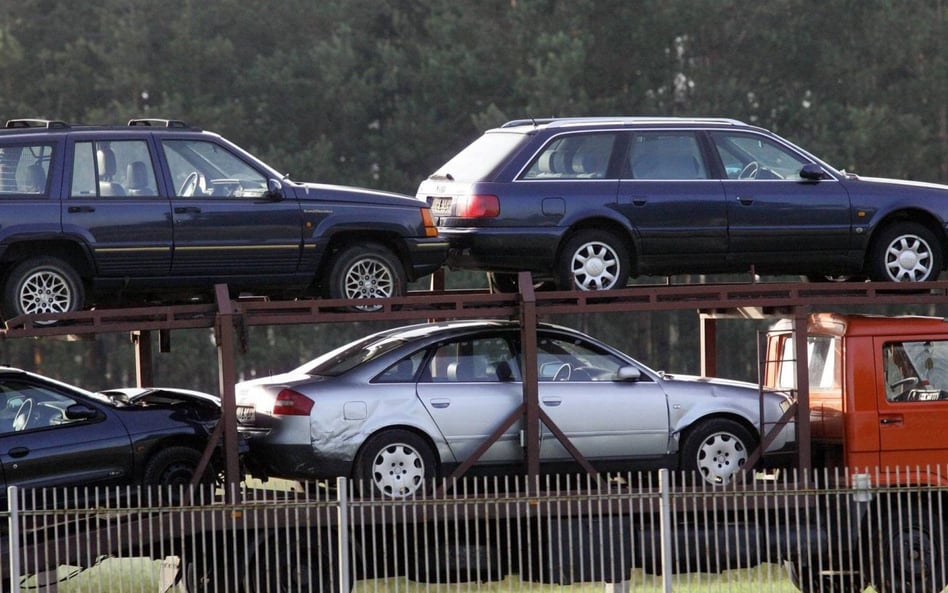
[616,365,642,382]
[65,403,100,421]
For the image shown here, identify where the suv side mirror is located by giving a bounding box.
[265,178,284,200]
[799,163,828,181]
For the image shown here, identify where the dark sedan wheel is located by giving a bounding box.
[3,256,84,320]
[143,446,215,502]
[327,243,405,311]
[558,230,630,291]
[355,429,435,499]
[869,222,942,282]
[681,419,755,485]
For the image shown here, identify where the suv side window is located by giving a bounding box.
[162,139,267,198]
[626,132,708,180]
[0,143,54,195]
[71,140,157,197]
[521,133,616,180]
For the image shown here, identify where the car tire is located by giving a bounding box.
[680,418,756,485]
[557,230,630,291]
[355,429,435,499]
[868,222,942,282]
[874,506,948,593]
[327,243,406,311]
[488,272,555,294]
[2,256,85,320]
[143,446,215,502]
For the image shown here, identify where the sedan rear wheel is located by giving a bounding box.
[681,419,756,485]
[869,222,942,282]
[355,429,435,499]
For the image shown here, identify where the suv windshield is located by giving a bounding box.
[431,131,529,182]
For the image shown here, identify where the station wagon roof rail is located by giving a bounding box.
[501,116,747,129]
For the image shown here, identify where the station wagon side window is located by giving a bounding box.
[71,140,157,197]
[883,340,948,402]
[162,140,267,198]
[521,133,617,180]
[709,132,811,180]
[625,132,708,180]
[0,143,54,195]
[422,336,520,383]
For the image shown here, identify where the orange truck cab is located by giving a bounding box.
[766,312,948,486]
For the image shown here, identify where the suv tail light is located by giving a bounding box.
[457,194,499,218]
[273,388,314,416]
[420,208,438,237]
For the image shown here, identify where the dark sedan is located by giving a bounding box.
[417,117,948,290]
[0,368,221,504]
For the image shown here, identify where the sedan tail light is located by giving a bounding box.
[456,194,499,218]
[273,388,314,416]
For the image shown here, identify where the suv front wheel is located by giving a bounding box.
[2,256,85,319]
[327,243,406,311]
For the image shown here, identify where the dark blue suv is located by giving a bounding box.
[0,118,447,318]
[417,117,948,290]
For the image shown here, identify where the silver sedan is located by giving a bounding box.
[236,320,794,497]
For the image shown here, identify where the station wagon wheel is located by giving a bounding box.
[681,418,756,485]
[327,243,406,311]
[2,256,85,321]
[558,230,630,291]
[355,429,435,499]
[869,222,942,282]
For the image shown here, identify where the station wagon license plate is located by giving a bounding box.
[431,197,452,215]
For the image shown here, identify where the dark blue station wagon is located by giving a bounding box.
[417,117,948,291]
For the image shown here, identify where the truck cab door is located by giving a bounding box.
[876,338,948,473]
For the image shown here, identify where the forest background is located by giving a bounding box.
[0,0,946,392]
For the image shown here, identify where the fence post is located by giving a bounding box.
[336,477,350,593]
[659,470,673,593]
[8,486,19,593]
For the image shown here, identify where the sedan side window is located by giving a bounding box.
[422,336,520,383]
[0,381,80,434]
[521,133,616,180]
[537,334,628,382]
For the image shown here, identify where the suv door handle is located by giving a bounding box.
[68,206,95,213]
[174,207,202,214]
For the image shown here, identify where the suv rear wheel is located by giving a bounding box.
[2,256,85,319]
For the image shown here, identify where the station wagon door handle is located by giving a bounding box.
[8,447,29,458]
[175,206,202,214]
[429,399,450,409]
[736,196,754,205]
[67,206,95,213]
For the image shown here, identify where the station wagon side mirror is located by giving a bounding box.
[265,178,284,200]
[65,403,100,421]
[799,163,828,181]
[616,366,642,382]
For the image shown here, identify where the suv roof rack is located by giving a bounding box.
[128,118,190,128]
[5,119,70,129]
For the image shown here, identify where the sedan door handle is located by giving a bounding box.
[68,206,95,213]
[429,399,450,409]
[736,196,754,205]
[542,398,562,407]
[174,206,202,214]
[8,447,29,458]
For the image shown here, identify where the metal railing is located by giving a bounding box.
[4,468,947,593]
